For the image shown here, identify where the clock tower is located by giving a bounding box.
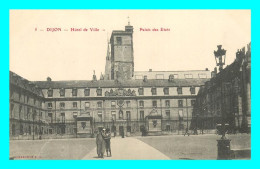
[107,22,134,81]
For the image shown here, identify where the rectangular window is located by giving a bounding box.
[151,88,157,95]
[140,111,144,121]
[60,88,65,97]
[178,100,183,107]
[96,89,102,96]
[152,100,157,107]
[165,100,170,107]
[177,87,182,94]
[98,112,102,122]
[138,88,144,95]
[116,37,122,45]
[166,110,170,119]
[61,112,65,123]
[84,88,90,96]
[27,108,30,119]
[85,102,90,108]
[19,105,22,119]
[178,109,183,121]
[139,101,144,107]
[47,89,53,97]
[190,87,196,94]
[48,113,53,123]
[73,102,77,108]
[72,88,77,96]
[48,102,52,109]
[111,111,116,121]
[164,87,169,95]
[97,102,102,108]
[111,101,116,108]
[191,100,196,106]
[60,102,65,108]
[126,101,131,107]
[126,111,131,120]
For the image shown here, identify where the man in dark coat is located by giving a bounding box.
[96,128,106,158]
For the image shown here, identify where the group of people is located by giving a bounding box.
[96,128,112,158]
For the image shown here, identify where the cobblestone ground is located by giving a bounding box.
[9,134,250,160]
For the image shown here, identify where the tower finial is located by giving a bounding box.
[127,16,130,25]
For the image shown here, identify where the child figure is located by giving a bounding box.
[104,128,112,157]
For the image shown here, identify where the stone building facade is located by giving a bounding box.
[10,23,211,139]
[191,43,251,133]
[9,72,48,140]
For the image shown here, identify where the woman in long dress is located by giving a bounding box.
[96,128,106,158]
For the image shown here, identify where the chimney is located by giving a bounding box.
[143,75,148,82]
[100,72,104,80]
[149,69,152,72]
[92,70,97,81]
[205,68,209,71]
[211,67,217,78]
[93,74,97,81]
[47,77,52,82]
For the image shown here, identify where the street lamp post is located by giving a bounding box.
[214,45,231,159]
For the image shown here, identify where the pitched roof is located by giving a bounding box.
[33,78,209,89]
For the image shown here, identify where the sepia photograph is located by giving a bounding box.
[9,10,251,160]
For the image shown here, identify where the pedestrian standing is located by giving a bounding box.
[104,128,112,157]
[96,128,106,158]
[184,128,190,136]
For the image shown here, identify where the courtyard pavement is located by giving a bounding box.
[9,134,251,160]
[82,137,170,160]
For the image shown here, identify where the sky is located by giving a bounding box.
[9,10,251,81]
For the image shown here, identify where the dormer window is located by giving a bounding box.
[169,74,174,82]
